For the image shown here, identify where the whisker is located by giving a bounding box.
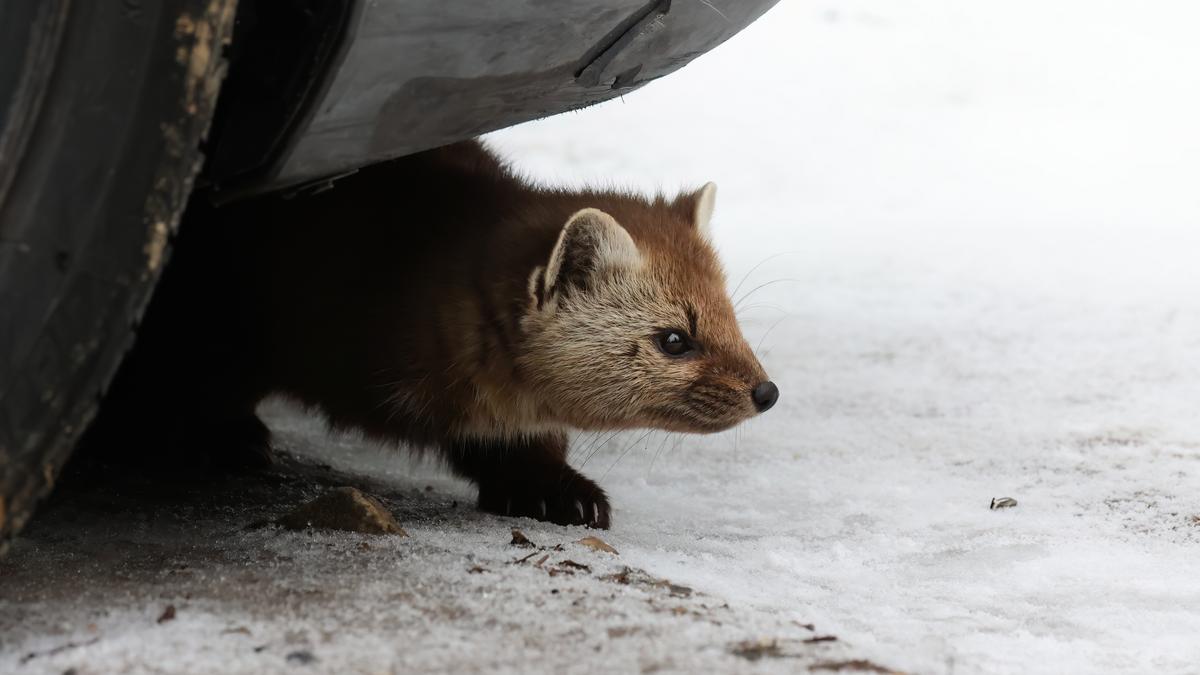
[669,434,686,459]
[755,315,792,357]
[734,278,799,310]
[602,428,654,482]
[648,431,672,475]
[569,431,599,462]
[579,429,624,470]
[728,251,796,302]
[696,0,729,22]
[574,429,615,464]
[736,303,791,317]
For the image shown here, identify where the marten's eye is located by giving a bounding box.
[654,330,694,357]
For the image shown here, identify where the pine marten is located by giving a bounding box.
[94,140,778,529]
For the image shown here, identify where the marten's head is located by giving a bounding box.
[520,183,778,434]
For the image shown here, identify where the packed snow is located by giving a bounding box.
[4,0,1200,673]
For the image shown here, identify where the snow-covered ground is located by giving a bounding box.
[5,1,1200,673]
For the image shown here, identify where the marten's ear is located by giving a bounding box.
[686,182,717,240]
[535,208,639,305]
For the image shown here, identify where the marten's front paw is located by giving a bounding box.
[476,465,611,529]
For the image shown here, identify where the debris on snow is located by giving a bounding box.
[577,536,618,554]
[730,638,785,661]
[275,487,406,535]
[157,605,177,624]
[730,635,850,664]
[989,497,1019,510]
[513,550,540,564]
[19,636,101,665]
[811,659,907,674]
[285,650,317,666]
[510,528,535,547]
[603,566,692,598]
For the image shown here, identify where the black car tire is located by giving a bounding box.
[0,0,237,555]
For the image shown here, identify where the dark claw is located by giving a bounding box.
[476,465,611,529]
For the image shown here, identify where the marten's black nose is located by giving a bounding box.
[751,381,778,413]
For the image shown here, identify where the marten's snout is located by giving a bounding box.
[751,381,779,413]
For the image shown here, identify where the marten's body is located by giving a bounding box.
[95,141,777,528]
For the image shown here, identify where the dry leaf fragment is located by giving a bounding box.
[577,536,618,554]
[730,638,782,661]
[510,528,535,547]
[602,566,691,596]
[811,659,907,674]
[157,605,177,624]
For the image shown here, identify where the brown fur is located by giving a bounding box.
[90,141,775,528]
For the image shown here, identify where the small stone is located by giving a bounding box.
[275,487,407,535]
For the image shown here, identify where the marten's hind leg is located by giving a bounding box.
[445,433,610,529]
